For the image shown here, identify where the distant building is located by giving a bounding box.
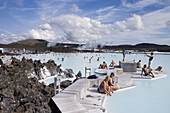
[55,43,84,48]
[0,48,13,53]
[0,48,34,54]
[126,50,134,54]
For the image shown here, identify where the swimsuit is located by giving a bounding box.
[148,56,153,69]
[149,57,153,61]
[98,82,104,89]
[98,82,106,94]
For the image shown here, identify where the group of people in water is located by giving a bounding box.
[99,60,117,69]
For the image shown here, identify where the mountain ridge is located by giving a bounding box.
[0,39,170,52]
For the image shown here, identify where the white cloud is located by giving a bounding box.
[0,29,26,44]
[28,29,55,41]
[106,6,170,45]
[122,0,170,9]
[70,4,82,12]
[115,14,144,32]
[95,6,118,22]
[0,34,9,43]
[38,23,52,30]
[121,0,160,9]
[50,14,112,42]
[28,26,66,42]
[96,6,114,14]
[142,6,170,31]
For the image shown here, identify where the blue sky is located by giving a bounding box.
[0,0,170,45]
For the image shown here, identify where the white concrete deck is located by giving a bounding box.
[131,68,167,80]
[51,67,167,113]
[52,69,136,113]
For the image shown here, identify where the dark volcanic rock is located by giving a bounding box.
[0,58,55,113]
[0,56,77,113]
[87,75,98,79]
[76,71,82,78]
[60,80,72,88]
[43,60,60,76]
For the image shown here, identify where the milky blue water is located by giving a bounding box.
[103,54,170,113]
[6,53,170,113]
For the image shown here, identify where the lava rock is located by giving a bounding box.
[87,75,98,79]
[76,71,82,78]
[60,80,72,88]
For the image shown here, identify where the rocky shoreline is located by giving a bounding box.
[0,57,80,113]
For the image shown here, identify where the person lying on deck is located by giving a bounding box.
[99,61,107,69]
[141,64,155,78]
[98,76,112,96]
[109,60,117,67]
[155,66,163,72]
[109,72,120,90]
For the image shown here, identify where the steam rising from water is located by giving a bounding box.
[47,41,105,49]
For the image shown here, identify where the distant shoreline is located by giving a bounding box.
[1,51,170,57]
[1,39,170,53]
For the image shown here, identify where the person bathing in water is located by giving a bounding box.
[99,61,107,69]
[155,66,163,72]
[141,64,154,78]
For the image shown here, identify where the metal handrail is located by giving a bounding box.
[85,67,91,78]
[54,76,61,95]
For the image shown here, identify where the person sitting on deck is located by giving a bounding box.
[109,72,120,90]
[109,60,117,67]
[99,61,107,69]
[155,66,163,72]
[141,64,154,78]
[137,60,141,68]
[98,76,112,96]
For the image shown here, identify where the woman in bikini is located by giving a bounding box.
[108,72,120,91]
[98,76,112,96]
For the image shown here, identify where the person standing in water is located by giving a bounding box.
[122,51,126,61]
[146,52,154,69]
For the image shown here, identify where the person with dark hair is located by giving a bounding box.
[99,61,107,69]
[98,76,112,96]
[155,66,163,72]
[146,52,154,69]
[137,60,141,68]
[141,64,154,78]
[109,72,120,90]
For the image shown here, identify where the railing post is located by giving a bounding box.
[58,78,61,93]
[54,77,57,95]
[85,67,91,78]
